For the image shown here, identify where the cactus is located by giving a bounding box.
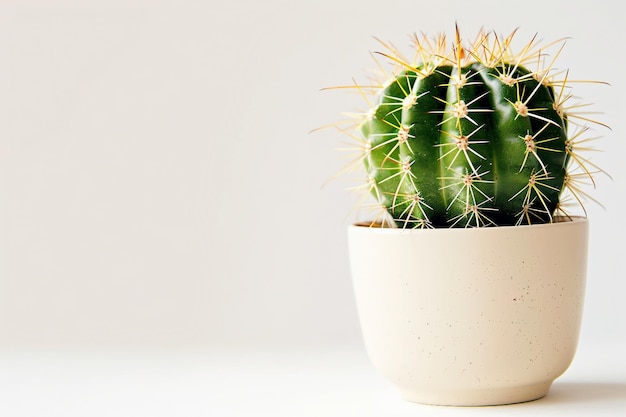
[330,27,607,228]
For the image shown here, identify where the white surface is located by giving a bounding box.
[0,341,624,417]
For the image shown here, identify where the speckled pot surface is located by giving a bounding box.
[348,217,589,406]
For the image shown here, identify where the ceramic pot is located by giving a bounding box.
[348,217,589,406]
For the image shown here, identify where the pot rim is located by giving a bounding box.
[350,215,588,234]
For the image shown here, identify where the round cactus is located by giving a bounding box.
[332,27,607,228]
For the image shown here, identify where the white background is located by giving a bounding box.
[0,0,624,415]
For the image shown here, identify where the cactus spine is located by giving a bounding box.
[333,27,606,228]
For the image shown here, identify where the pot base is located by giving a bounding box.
[400,381,552,406]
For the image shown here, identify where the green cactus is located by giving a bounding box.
[331,27,606,228]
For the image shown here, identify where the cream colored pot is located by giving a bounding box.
[348,217,589,406]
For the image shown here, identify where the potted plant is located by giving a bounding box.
[326,26,608,406]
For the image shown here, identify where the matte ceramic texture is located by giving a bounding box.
[348,217,589,406]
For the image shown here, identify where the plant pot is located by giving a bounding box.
[347,217,589,406]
